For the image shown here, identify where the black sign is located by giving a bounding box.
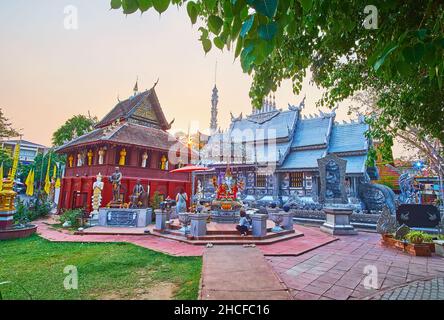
[106,210,138,227]
[396,204,440,228]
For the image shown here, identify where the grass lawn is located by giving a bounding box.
[0,235,202,300]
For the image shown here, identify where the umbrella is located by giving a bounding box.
[169,165,210,173]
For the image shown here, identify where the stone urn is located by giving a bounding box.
[178,213,191,235]
[269,212,284,232]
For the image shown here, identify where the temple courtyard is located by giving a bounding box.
[2,217,442,300]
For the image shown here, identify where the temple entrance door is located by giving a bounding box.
[71,191,88,210]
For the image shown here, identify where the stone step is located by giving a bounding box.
[150,229,303,245]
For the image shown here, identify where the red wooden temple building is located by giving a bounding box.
[56,83,191,212]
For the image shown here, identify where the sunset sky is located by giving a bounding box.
[0,0,406,157]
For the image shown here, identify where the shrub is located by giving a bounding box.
[405,231,434,244]
[59,209,84,228]
[150,191,163,210]
[13,198,50,224]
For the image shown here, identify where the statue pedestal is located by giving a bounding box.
[252,214,267,237]
[280,211,294,231]
[98,208,152,227]
[321,207,357,235]
[190,214,209,237]
[155,209,167,232]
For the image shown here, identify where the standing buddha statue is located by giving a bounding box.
[87,150,93,166]
[119,148,127,166]
[68,155,74,168]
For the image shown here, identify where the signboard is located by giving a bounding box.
[396,204,440,228]
[106,210,138,227]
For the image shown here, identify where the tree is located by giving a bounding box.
[0,149,13,177]
[0,108,19,139]
[350,89,443,177]
[111,0,444,144]
[52,114,97,147]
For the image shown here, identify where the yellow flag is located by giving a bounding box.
[0,163,3,191]
[44,154,52,194]
[10,142,20,180]
[55,177,61,189]
[28,169,34,196]
[52,165,57,180]
[25,169,32,196]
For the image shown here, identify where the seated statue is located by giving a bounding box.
[130,179,145,208]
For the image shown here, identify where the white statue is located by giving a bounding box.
[196,179,204,201]
[91,173,104,217]
[77,152,84,167]
[141,151,148,168]
[98,148,105,165]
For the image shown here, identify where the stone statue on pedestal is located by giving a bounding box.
[109,167,123,203]
[130,179,145,208]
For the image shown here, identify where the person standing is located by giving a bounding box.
[175,188,188,214]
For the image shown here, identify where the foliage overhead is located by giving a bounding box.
[52,114,97,147]
[111,0,444,144]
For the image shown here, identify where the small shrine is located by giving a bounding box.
[210,166,243,223]
[56,81,192,213]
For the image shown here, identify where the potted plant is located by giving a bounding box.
[404,231,433,256]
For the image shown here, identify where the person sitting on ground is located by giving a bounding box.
[236,209,250,236]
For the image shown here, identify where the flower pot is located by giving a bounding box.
[405,243,431,256]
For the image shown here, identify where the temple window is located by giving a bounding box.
[290,172,303,188]
[256,174,267,188]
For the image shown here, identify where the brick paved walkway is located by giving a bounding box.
[200,245,291,300]
[267,230,444,300]
[369,277,444,300]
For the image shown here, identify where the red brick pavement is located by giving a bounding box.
[267,229,444,300]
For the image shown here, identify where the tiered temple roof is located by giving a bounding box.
[201,96,371,176]
[57,85,180,153]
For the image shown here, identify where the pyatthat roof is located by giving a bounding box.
[328,122,369,153]
[56,122,180,153]
[230,109,298,142]
[291,116,333,148]
[95,87,171,130]
[279,148,327,171]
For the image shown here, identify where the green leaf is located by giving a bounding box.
[138,0,152,12]
[231,16,242,39]
[202,38,212,54]
[251,0,278,18]
[298,0,312,11]
[122,0,139,14]
[214,37,225,50]
[208,15,224,35]
[258,22,277,40]
[205,0,218,11]
[152,0,170,14]
[402,43,424,63]
[416,29,427,41]
[240,15,254,38]
[110,0,122,9]
[241,43,255,72]
[373,44,398,71]
[186,1,198,24]
[234,38,244,59]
